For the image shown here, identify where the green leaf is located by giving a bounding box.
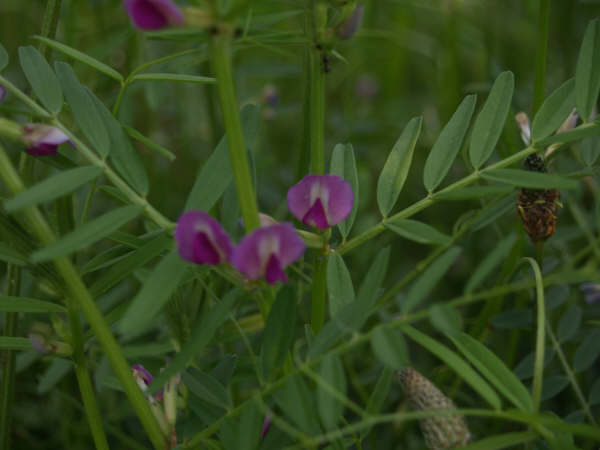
[424,95,476,192]
[4,166,102,212]
[537,121,600,147]
[131,73,215,84]
[575,19,600,121]
[330,143,359,238]
[88,88,149,194]
[429,303,463,336]
[0,243,28,266]
[18,46,63,113]
[531,78,576,142]
[434,185,513,201]
[402,247,461,313]
[261,285,296,377]
[31,205,142,263]
[541,375,569,401]
[219,401,262,450]
[0,336,33,351]
[469,71,514,168]
[361,366,393,438]
[384,218,451,246]
[185,104,260,211]
[582,136,600,166]
[481,168,578,190]
[89,233,172,297]
[55,62,111,156]
[450,332,533,411]
[274,374,321,434]
[465,233,517,293]
[0,43,8,71]
[403,326,502,410]
[557,304,582,343]
[457,431,538,450]
[326,253,355,317]
[317,354,346,430]
[123,125,176,161]
[118,249,187,337]
[377,116,422,216]
[0,296,66,313]
[37,358,72,394]
[183,368,232,410]
[148,288,241,394]
[573,329,600,372]
[34,36,123,82]
[371,327,409,369]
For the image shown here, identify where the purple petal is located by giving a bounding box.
[261,414,272,440]
[29,333,49,355]
[337,5,364,39]
[23,124,71,157]
[287,174,354,229]
[232,223,305,282]
[124,0,183,30]
[131,364,153,386]
[580,283,600,303]
[0,85,6,103]
[175,211,233,265]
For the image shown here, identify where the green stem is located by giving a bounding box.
[210,31,260,232]
[38,0,63,58]
[0,144,166,450]
[0,265,20,450]
[66,303,110,450]
[532,0,550,116]
[309,44,325,174]
[311,253,327,334]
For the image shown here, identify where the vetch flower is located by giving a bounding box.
[23,124,71,157]
[0,85,6,103]
[336,5,364,39]
[131,364,169,436]
[580,283,600,304]
[261,414,272,440]
[175,210,233,265]
[232,223,305,284]
[287,174,353,229]
[124,0,184,30]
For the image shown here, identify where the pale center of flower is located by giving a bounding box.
[308,181,330,221]
[194,222,224,260]
[258,234,281,274]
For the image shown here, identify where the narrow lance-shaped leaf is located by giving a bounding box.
[330,143,359,238]
[0,296,66,313]
[274,374,321,434]
[317,354,347,430]
[4,166,102,212]
[326,252,355,317]
[361,367,393,438]
[0,42,8,71]
[371,327,410,369]
[384,218,451,246]
[261,285,296,377]
[18,46,63,113]
[55,62,111,156]
[575,18,600,122]
[424,95,476,192]
[34,36,123,82]
[481,168,578,190]
[377,116,422,216]
[31,205,143,263]
[469,71,514,168]
[531,78,576,142]
[131,73,216,84]
[465,232,517,293]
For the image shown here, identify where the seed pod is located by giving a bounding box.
[517,154,561,244]
[398,368,471,449]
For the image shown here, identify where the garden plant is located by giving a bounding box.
[0,0,600,449]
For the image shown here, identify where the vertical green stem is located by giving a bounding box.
[67,304,110,450]
[309,46,325,174]
[38,0,63,58]
[0,144,166,450]
[0,265,20,450]
[532,0,550,116]
[210,32,260,232]
[311,254,327,334]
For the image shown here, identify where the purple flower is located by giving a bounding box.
[28,332,50,355]
[0,85,6,103]
[287,174,354,229]
[232,223,305,284]
[336,5,364,39]
[131,364,163,400]
[580,284,600,304]
[261,414,272,440]
[175,211,233,265]
[124,0,184,30]
[23,124,71,157]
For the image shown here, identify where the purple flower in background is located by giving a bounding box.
[580,283,600,304]
[131,364,164,400]
[0,85,6,103]
[287,174,353,229]
[23,124,71,157]
[124,0,184,30]
[28,332,49,355]
[175,211,233,265]
[232,223,305,284]
[336,5,364,39]
[261,414,272,440]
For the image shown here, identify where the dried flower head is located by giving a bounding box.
[398,368,471,450]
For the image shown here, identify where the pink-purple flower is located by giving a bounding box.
[124,0,184,30]
[232,223,306,285]
[0,85,6,103]
[131,364,163,400]
[175,211,233,265]
[580,283,600,304]
[23,124,71,157]
[287,174,354,229]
